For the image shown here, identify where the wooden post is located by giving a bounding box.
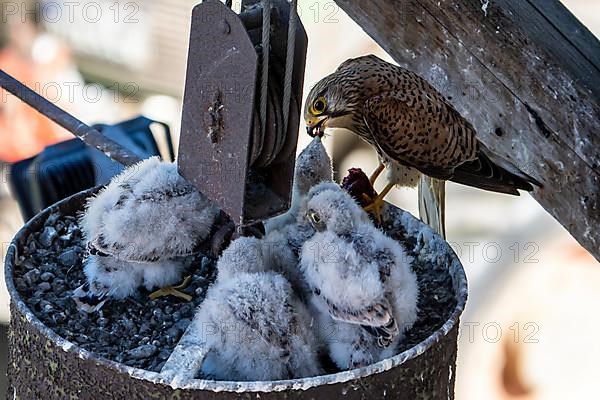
[334,0,600,261]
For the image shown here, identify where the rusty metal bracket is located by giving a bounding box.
[178,1,258,227]
[177,0,308,226]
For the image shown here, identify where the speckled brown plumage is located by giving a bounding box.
[304,54,542,195]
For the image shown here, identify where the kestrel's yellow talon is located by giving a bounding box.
[363,183,395,224]
[363,197,384,224]
[362,193,381,222]
[369,163,385,185]
[361,193,374,204]
[362,193,383,224]
[149,275,193,301]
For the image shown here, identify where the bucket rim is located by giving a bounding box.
[5,186,468,393]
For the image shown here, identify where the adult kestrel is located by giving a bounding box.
[305,55,542,236]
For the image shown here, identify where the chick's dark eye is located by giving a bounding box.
[310,212,321,224]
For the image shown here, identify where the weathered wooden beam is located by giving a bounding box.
[335,0,600,261]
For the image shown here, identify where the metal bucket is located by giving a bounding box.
[5,188,467,399]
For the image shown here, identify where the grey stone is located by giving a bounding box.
[39,226,58,248]
[23,269,40,287]
[27,240,37,253]
[138,322,151,335]
[166,326,182,341]
[152,309,163,321]
[58,233,72,243]
[121,318,136,333]
[46,212,60,226]
[199,256,212,275]
[58,248,79,267]
[179,304,194,318]
[55,221,66,234]
[170,311,181,322]
[37,282,51,292]
[54,312,66,324]
[76,334,89,343]
[40,272,55,282]
[158,349,171,361]
[128,344,158,360]
[174,319,191,332]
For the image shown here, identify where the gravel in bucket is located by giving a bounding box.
[11,207,457,373]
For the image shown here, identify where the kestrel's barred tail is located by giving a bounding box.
[450,143,542,195]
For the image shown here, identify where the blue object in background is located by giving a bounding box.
[9,116,175,221]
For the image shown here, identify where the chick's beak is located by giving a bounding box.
[306,116,328,138]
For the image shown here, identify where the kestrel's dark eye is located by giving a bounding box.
[312,97,327,115]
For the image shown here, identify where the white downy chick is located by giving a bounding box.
[265,136,333,233]
[300,185,419,370]
[191,237,321,381]
[293,136,334,196]
[262,182,344,300]
[75,157,219,307]
[261,229,310,300]
[262,135,335,299]
[216,236,267,282]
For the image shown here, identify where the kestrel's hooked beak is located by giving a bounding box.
[306,115,328,138]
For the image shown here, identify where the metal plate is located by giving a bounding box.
[177,0,258,226]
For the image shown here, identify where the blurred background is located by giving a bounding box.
[0,0,598,398]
